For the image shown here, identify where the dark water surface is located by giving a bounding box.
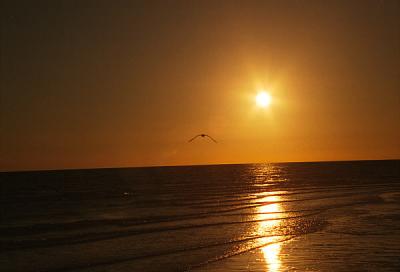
[1,160,400,271]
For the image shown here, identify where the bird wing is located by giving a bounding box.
[204,134,218,143]
[188,134,201,142]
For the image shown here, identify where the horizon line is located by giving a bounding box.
[1,158,399,174]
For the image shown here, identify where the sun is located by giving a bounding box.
[255,91,272,108]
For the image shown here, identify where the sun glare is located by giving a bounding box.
[255,91,272,108]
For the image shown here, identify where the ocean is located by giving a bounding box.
[1,160,399,271]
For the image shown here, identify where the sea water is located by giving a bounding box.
[1,160,399,271]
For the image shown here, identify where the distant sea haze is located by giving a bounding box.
[1,160,399,271]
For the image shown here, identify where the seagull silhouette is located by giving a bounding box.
[188,134,218,143]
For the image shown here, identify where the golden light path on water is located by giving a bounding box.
[248,164,286,271]
[255,194,283,271]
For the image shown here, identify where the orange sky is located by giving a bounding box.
[1,1,399,171]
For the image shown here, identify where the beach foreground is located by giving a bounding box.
[1,160,399,271]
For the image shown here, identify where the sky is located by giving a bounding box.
[1,0,399,171]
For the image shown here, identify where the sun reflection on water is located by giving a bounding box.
[256,195,283,271]
[249,164,286,271]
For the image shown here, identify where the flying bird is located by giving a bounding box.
[188,134,218,143]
